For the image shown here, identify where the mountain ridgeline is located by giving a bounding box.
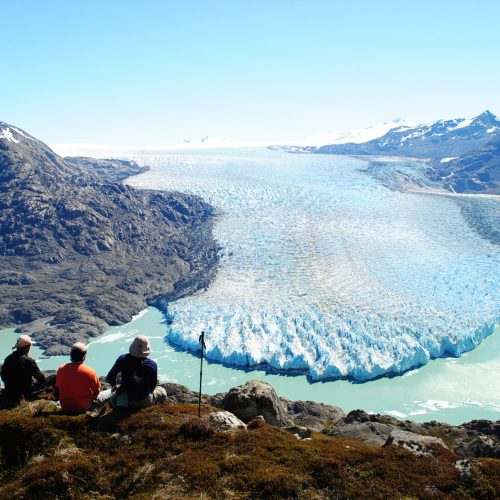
[283,111,500,194]
[0,122,219,354]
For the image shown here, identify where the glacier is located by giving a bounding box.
[126,148,499,381]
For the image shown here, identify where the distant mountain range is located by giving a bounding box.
[274,111,500,194]
[0,121,218,354]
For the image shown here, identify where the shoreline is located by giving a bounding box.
[3,310,498,426]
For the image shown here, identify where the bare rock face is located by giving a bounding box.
[455,436,500,459]
[384,429,448,456]
[325,422,395,447]
[221,380,292,427]
[283,398,345,431]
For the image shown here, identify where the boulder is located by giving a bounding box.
[454,459,474,484]
[283,425,312,440]
[460,420,500,439]
[384,429,448,456]
[161,382,221,406]
[221,380,292,427]
[455,436,500,458]
[283,398,345,431]
[204,411,246,432]
[162,383,204,404]
[325,422,395,447]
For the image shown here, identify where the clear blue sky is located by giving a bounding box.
[1,0,499,146]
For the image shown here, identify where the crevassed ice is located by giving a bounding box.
[126,148,499,381]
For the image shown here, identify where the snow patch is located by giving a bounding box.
[451,118,473,130]
[0,127,20,143]
[440,157,459,163]
[10,126,33,140]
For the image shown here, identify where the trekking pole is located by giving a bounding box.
[198,330,206,418]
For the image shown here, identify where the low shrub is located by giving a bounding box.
[0,402,499,499]
[178,419,215,441]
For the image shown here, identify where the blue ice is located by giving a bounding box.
[126,149,500,381]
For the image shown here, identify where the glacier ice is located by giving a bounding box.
[126,148,500,381]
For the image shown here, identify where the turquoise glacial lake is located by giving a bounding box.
[1,308,499,425]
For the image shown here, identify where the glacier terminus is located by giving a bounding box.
[126,148,499,382]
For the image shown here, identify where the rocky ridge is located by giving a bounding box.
[0,122,219,354]
[164,379,500,459]
[313,111,500,161]
[428,133,500,194]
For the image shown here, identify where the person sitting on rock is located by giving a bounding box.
[1,335,46,403]
[97,335,166,409]
[54,342,100,413]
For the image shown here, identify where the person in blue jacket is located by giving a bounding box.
[97,335,167,409]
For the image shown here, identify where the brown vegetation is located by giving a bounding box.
[0,401,499,499]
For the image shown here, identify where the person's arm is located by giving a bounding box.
[144,360,158,392]
[53,367,61,400]
[91,371,101,398]
[29,358,46,385]
[106,358,121,387]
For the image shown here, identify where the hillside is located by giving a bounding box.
[314,111,499,160]
[0,122,219,354]
[0,380,499,499]
[428,134,500,194]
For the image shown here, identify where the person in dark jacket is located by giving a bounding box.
[1,335,46,403]
[96,335,166,409]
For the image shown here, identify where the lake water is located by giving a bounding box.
[1,314,499,425]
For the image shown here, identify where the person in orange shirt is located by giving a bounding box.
[55,342,100,413]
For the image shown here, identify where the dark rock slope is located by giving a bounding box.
[0,121,218,354]
[64,156,148,183]
[427,134,500,194]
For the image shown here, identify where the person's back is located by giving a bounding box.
[108,353,157,401]
[1,335,45,402]
[103,335,166,409]
[55,343,100,412]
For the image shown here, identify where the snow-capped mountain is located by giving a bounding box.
[312,110,500,159]
[291,118,416,148]
[276,111,500,194]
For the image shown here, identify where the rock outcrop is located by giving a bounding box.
[203,411,246,432]
[0,122,219,353]
[427,134,500,194]
[156,379,496,458]
[221,380,292,427]
[384,429,448,456]
[281,398,345,431]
